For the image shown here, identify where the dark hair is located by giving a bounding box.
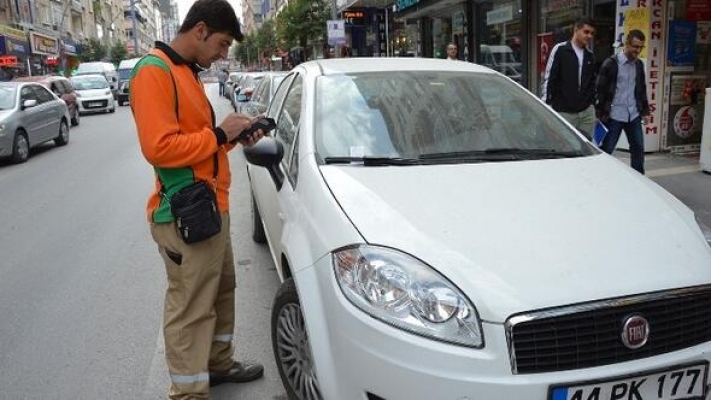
[574,17,596,30]
[626,29,645,43]
[179,0,243,41]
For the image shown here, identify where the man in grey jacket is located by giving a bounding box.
[541,18,597,139]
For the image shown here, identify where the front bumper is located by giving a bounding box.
[77,95,113,113]
[295,255,711,400]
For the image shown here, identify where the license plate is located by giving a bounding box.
[88,102,102,107]
[549,362,709,400]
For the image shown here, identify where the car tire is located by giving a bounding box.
[118,100,124,106]
[252,196,267,243]
[54,120,69,147]
[11,130,29,163]
[71,109,80,126]
[272,278,322,400]
[109,105,116,113]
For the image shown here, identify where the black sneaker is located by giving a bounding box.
[209,361,264,386]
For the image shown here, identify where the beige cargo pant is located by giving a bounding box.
[151,212,236,399]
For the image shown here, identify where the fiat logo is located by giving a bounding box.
[621,315,649,349]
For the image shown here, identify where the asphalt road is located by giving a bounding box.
[0,87,285,399]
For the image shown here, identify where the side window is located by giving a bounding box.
[275,75,302,171]
[268,73,295,118]
[33,85,54,103]
[288,131,300,185]
[20,86,37,102]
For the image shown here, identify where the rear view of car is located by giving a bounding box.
[71,75,116,115]
[117,58,141,106]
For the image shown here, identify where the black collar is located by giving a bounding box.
[154,41,204,76]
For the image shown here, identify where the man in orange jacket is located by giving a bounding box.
[130,0,266,398]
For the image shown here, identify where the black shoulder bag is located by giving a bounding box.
[151,54,222,244]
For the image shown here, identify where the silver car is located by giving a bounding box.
[0,82,70,163]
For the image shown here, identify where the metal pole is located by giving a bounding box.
[385,7,389,57]
[130,0,139,55]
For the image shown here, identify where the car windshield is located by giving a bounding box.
[72,78,108,90]
[0,86,15,109]
[315,71,595,162]
[118,69,131,80]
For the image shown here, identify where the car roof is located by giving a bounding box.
[12,75,68,83]
[301,58,497,76]
[71,74,107,80]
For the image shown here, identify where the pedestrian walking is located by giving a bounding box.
[446,43,458,60]
[129,0,267,398]
[541,18,597,139]
[218,68,228,97]
[595,29,651,174]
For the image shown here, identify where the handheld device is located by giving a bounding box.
[234,117,277,143]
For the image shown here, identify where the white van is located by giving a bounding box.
[480,45,522,82]
[117,57,141,106]
[74,62,119,98]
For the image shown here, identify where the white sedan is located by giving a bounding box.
[71,74,116,114]
[243,58,711,400]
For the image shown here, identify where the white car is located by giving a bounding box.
[243,58,711,400]
[71,74,116,114]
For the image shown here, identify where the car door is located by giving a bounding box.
[31,85,59,140]
[250,73,301,256]
[19,85,45,144]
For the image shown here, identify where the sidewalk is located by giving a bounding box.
[613,150,711,226]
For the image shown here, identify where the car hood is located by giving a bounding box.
[320,154,711,322]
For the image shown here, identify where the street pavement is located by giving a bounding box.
[612,150,711,226]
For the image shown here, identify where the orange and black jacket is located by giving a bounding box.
[130,42,236,223]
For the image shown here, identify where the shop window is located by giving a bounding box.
[477,0,524,83]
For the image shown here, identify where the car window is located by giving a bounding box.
[275,74,302,169]
[268,74,295,119]
[315,71,595,160]
[252,79,268,103]
[287,126,300,186]
[0,86,16,109]
[32,85,54,103]
[20,86,38,102]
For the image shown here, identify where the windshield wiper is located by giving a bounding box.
[323,156,424,166]
[420,148,584,161]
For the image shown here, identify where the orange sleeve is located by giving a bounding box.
[131,65,218,168]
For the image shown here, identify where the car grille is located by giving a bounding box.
[506,286,711,374]
[82,100,108,109]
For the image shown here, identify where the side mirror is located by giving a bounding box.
[22,99,38,109]
[243,137,285,190]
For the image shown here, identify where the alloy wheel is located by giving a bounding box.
[275,303,322,400]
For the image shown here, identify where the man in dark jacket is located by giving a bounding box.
[541,18,597,139]
[595,29,651,174]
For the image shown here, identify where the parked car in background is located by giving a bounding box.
[231,72,265,112]
[0,81,70,163]
[74,61,119,99]
[240,71,287,117]
[71,74,116,114]
[225,72,242,99]
[13,75,79,126]
[117,57,141,106]
[244,58,711,400]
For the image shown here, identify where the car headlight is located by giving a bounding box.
[333,245,483,348]
[105,90,111,96]
[696,215,711,247]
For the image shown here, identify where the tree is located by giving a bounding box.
[79,38,107,62]
[275,0,330,50]
[110,41,129,65]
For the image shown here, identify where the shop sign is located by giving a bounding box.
[667,74,706,146]
[342,9,366,26]
[547,0,581,13]
[487,6,513,26]
[686,0,711,21]
[29,32,59,56]
[615,0,663,151]
[63,41,77,56]
[0,36,30,55]
[0,55,18,66]
[396,0,420,12]
[327,20,346,46]
[0,25,26,41]
[667,20,697,67]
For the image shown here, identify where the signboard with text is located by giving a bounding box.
[29,32,59,56]
[327,20,346,46]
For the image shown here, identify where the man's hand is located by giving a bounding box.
[219,113,253,143]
